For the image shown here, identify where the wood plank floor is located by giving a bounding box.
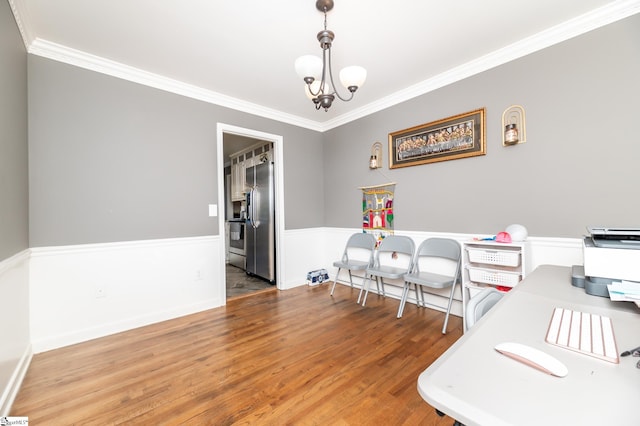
[11,283,462,425]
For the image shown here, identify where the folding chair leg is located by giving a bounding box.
[397,282,411,318]
[330,268,342,296]
[358,275,370,305]
[362,275,379,306]
[441,280,458,334]
[414,285,422,308]
[348,270,354,287]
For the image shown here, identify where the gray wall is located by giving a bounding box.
[324,14,640,239]
[0,0,30,412]
[28,57,323,247]
[21,12,640,247]
[0,0,29,261]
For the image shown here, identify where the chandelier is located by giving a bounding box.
[295,0,367,111]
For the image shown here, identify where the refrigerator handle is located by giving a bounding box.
[251,187,259,228]
[247,188,258,229]
[246,189,252,228]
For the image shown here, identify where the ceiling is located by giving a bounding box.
[9,1,640,131]
[222,133,266,161]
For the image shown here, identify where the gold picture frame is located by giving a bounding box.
[388,108,486,169]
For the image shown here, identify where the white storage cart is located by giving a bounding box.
[462,240,529,331]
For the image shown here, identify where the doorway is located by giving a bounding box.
[216,123,284,302]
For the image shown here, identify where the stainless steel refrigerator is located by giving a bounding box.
[245,161,275,283]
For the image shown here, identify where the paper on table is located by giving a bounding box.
[607,280,640,307]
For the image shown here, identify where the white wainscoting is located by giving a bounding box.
[318,228,584,317]
[30,236,222,353]
[0,250,31,416]
[25,229,585,354]
[280,228,329,289]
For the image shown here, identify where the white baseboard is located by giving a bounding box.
[319,228,584,317]
[280,228,330,289]
[0,250,31,416]
[32,298,222,353]
[0,345,32,416]
[29,236,223,353]
[23,229,584,352]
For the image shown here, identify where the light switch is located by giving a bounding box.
[208,204,218,217]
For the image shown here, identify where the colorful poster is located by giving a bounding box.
[361,183,395,246]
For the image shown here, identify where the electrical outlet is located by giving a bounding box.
[195,269,203,281]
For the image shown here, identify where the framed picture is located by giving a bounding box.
[388,108,486,169]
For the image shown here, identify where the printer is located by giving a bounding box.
[574,227,640,296]
[587,226,640,250]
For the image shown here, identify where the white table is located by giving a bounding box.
[418,265,640,426]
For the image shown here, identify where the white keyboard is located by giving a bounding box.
[545,307,619,364]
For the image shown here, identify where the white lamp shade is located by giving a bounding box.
[295,55,323,80]
[339,66,367,89]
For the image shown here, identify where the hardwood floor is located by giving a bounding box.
[11,282,462,425]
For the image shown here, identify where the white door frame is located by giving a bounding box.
[216,123,285,302]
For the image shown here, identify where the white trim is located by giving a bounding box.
[0,249,30,275]
[321,0,640,130]
[216,124,286,299]
[27,39,324,133]
[320,228,584,316]
[20,229,585,353]
[29,236,223,353]
[16,1,640,132]
[6,0,32,49]
[29,235,215,257]
[0,250,31,416]
[32,298,221,354]
[0,345,32,416]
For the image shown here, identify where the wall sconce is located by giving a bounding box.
[502,105,526,146]
[369,142,382,169]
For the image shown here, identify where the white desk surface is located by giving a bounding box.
[418,265,640,426]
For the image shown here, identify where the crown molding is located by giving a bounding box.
[27,38,325,133]
[7,0,33,49]
[19,0,640,133]
[320,0,640,131]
